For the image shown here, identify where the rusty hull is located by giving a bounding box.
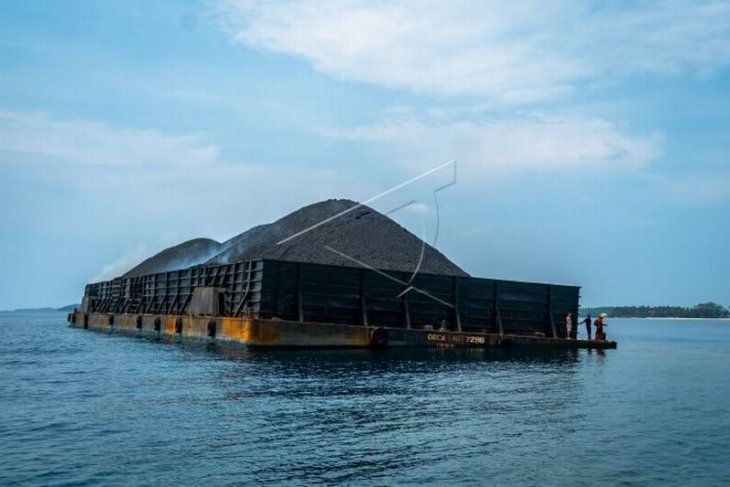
[68,312,617,350]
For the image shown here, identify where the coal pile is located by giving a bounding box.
[123,238,221,277]
[124,199,467,278]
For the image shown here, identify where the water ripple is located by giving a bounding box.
[1,313,729,485]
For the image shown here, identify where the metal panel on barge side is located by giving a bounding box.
[77,258,584,342]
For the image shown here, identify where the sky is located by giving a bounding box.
[1,0,729,310]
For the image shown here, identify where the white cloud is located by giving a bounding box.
[0,108,373,283]
[326,115,662,173]
[215,0,730,102]
[0,109,219,166]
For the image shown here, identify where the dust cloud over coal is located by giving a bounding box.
[123,199,467,278]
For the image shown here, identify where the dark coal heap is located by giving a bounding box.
[123,199,468,278]
[122,238,221,278]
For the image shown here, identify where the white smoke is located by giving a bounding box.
[91,245,148,282]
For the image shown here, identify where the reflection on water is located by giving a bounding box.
[1,313,729,486]
[178,338,584,366]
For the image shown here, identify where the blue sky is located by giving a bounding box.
[1,0,728,309]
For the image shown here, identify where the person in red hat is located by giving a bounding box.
[594,314,606,341]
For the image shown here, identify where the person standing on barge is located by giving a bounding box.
[594,314,606,341]
[582,314,592,340]
[565,313,573,339]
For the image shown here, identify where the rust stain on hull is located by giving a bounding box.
[69,312,617,350]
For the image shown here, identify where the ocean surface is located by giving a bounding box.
[1,313,729,486]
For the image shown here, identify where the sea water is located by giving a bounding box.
[1,312,729,486]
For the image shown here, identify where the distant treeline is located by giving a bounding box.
[582,302,730,318]
[4,304,79,313]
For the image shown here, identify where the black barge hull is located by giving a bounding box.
[68,312,616,350]
[71,259,616,350]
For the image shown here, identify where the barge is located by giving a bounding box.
[69,259,616,350]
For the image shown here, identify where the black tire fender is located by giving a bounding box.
[370,327,389,348]
[497,336,512,349]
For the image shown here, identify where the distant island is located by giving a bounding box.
[582,302,730,318]
[2,304,79,313]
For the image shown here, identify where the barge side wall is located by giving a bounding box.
[81,259,579,338]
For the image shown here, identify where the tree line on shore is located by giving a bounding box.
[581,302,730,318]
